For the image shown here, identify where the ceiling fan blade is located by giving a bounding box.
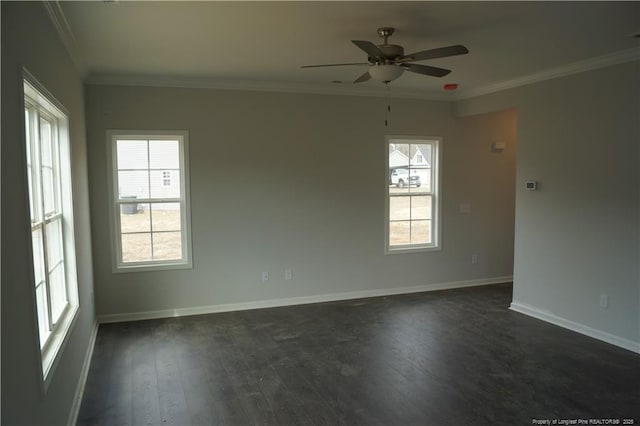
[353,72,371,83]
[352,40,385,59]
[401,63,451,78]
[301,62,370,68]
[400,45,469,62]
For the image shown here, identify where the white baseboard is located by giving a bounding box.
[98,276,513,324]
[67,320,99,426]
[510,301,640,354]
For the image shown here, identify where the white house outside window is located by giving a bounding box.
[23,73,80,388]
[161,170,172,187]
[386,136,441,253]
[107,131,192,271]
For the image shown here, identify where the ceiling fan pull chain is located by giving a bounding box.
[385,82,391,127]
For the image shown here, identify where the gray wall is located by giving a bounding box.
[1,2,96,425]
[456,61,640,345]
[85,85,516,317]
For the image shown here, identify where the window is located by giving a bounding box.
[23,73,79,387]
[386,136,440,253]
[107,131,192,271]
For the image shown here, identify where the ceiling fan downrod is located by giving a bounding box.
[377,27,395,45]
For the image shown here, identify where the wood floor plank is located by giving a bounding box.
[212,333,278,426]
[77,325,119,426]
[152,320,191,426]
[103,323,136,426]
[270,362,344,426]
[132,324,161,426]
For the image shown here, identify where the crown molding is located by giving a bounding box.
[42,1,86,77]
[84,73,455,101]
[456,47,640,100]
[85,47,640,102]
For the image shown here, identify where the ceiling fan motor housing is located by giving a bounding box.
[375,44,405,63]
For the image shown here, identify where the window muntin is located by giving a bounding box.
[23,74,79,387]
[386,137,440,252]
[108,132,191,271]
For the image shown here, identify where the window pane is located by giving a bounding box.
[120,203,150,233]
[40,118,53,167]
[118,171,150,199]
[405,168,429,194]
[25,109,31,159]
[25,109,37,221]
[42,166,56,214]
[410,144,431,166]
[411,196,431,220]
[411,220,431,244]
[151,203,181,232]
[36,282,50,347]
[152,232,182,260]
[49,263,67,323]
[413,169,431,193]
[117,140,148,169]
[46,219,64,269]
[40,117,59,214]
[389,196,410,221]
[161,171,172,187]
[390,183,411,195]
[149,140,179,169]
[389,143,409,168]
[389,221,410,246]
[32,228,45,286]
[27,164,36,221]
[121,233,152,263]
[150,170,180,198]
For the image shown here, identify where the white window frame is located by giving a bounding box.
[106,130,192,272]
[385,135,442,254]
[22,70,80,392]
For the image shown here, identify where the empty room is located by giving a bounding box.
[1,1,639,425]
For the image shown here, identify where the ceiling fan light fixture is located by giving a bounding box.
[368,64,404,83]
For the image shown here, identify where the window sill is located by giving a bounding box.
[113,260,193,274]
[385,245,441,255]
[41,304,79,393]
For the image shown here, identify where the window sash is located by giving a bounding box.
[118,199,186,263]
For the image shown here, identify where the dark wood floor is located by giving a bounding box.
[77,283,640,426]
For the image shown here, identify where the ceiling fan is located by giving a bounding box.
[301,27,469,83]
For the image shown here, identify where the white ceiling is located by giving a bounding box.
[57,1,640,99]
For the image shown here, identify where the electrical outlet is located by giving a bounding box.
[262,272,269,282]
[471,254,478,264]
[285,269,292,281]
[599,294,608,308]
